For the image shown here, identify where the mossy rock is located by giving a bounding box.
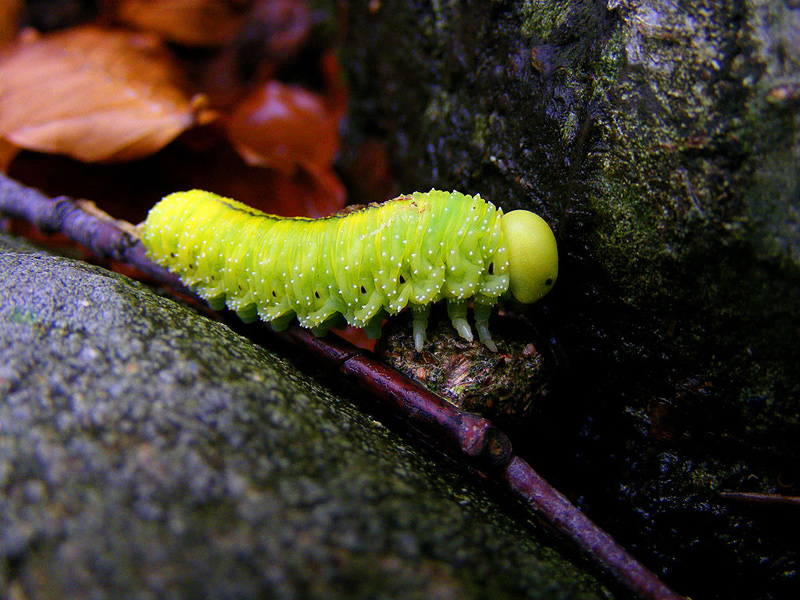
[342,2,799,598]
[0,236,612,600]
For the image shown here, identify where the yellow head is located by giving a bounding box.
[500,210,558,304]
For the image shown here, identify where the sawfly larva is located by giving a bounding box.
[141,189,558,351]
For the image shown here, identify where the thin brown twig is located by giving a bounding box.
[0,174,683,600]
[718,490,800,507]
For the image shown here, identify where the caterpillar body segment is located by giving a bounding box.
[141,189,558,351]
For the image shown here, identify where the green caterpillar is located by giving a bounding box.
[141,189,558,351]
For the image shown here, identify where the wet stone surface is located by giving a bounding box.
[0,236,611,600]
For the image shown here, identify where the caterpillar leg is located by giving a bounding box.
[446,299,473,343]
[411,304,430,352]
[207,293,227,311]
[269,313,295,332]
[364,309,388,340]
[311,313,348,337]
[234,303,258,323]
[473,302,498,352]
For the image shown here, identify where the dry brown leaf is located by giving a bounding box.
[116,0,251,47]
[0,25,207,163]
[163,138,345,218]
[225,80,338,174]
[224,80,344,214]
[193,0,314,108]
[0,0,22,47]
[0,136,20,172]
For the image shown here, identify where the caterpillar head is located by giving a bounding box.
[501,210,558,304]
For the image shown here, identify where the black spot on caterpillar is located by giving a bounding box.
[142,189,558,351]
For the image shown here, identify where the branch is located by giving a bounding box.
[719,490,800,507]
[0,173,682,600]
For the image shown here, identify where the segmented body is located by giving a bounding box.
[142,189,514,350]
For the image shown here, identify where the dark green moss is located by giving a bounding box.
[342,2,800,598]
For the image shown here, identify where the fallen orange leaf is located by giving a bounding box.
[0,137,20,172]
[116,0,251,47]
[224,80,338,174]
[0,25,210,163]
[193,0,315,109]
[224,79,345,215]
[0,0,22,47]
[164,141,345,218]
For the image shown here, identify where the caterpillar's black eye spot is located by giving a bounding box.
[314,291,320,299]
[238,285,243,291]
[488,262,494,275]
[170,252,177,258]
[272,290,277,297]
[545,278,553,286]
[399,275,406,284]
[360,285,367,294]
